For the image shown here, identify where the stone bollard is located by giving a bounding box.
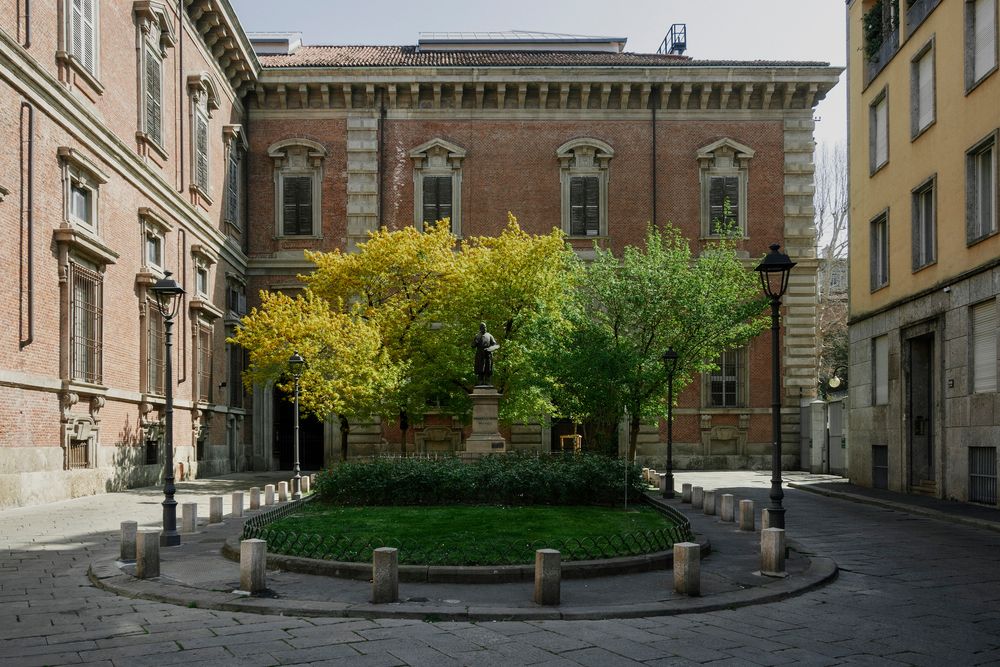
[642,467,649,483]
[681,483,692,503]
[673,542,701,596]
[209,496,223,524]
[703,490,716,516]
[278,481,289,502]
[760,528,786,575]
[135,528,161,579]
[301,475,311,494]
[231,491,244,518]
[533,549,561,606]
[371,547,399,604]
[738,499,755,531]
[264,484,276,505]
[239,539,267,594]
[181,503,198,533]
[761,508,771,530]
[249,487,261,510]
[120,521,138,561]
[658,474,670,497]
[692,486,704,509]
[720,494,735,522]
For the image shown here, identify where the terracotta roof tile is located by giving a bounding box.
[258,46,828,69]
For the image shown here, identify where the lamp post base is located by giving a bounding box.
[662,472,675,499]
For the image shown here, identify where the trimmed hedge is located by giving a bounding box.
[314,453,645,506]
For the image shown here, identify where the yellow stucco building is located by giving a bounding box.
[848,0,999,505]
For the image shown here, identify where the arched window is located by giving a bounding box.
[557,138,614,238]
[268,139,327,238]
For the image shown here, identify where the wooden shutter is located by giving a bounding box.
[283,176,312,235]
[973,301,998,393]
[81,0,96,73]
[569,176,599,236]
[709,176,738,233]
[227,154,239,223]
[975,0,997,81]
[569,177,585,236]
[71,0,84,63]
[917,52,933,130]
[195,111,209,191]
[145,47,162,144]
[422,176,452,228]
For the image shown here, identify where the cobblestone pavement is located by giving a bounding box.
[3,470,1000,666]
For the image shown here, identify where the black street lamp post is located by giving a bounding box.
[288,351,306,500]
[754,244,796,530]
[150,271,185,547]
[661,347,679,499]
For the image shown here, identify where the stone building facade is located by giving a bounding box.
[0,0,257,508]
[847,0,1000,506]
[0,8,838,508]
[244,32,839,472]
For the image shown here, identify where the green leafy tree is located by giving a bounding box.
[550,224,768,461]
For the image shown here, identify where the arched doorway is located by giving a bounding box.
[273,389,325,471]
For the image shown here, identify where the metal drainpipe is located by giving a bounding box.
[19,101,34,348]
[177,0,184,192]
[651,97,657,227]
[378,88,386,230]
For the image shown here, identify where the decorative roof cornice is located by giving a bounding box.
[183,0,260,93]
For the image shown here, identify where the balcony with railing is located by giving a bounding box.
[905,0,942,37]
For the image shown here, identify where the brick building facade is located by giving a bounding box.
[0,7,838,508]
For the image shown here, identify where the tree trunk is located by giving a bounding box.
[627,413,641,463]
[339,415,350,462]
[399,409,409,456]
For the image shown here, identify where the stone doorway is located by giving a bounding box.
[273,389,325,471]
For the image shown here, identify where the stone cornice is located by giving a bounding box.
[250,68,841,112]
[0,30,248,276]
[182,0,260,93]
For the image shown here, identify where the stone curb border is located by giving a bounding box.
[87,542,837,621]
[789,482,1000,535]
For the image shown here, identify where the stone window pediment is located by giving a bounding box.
[697,137,754,238]
[270,139,327,238]
[410,138,465,236]
[557,138,613,239]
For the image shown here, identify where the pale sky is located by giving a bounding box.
[230,0,847,149]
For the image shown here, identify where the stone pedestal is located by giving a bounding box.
[681,483,692,503]
[240,539,267,594]
[739,499,755,531]
[533,549,561,605]
[278,481,288,503]
[673,542,700,596]
[760,528,786,575]
[232,491,244,517]
[464,386,506,454]
[301,475,311,494]
[371,547,399,603]
[720,494,735,522]
[692,486,704,509]
[209,496,223,524]
[181,503,198,533]
[120,521,137,562]
[703,490,716,516]
[136,528,160,579]
[249,487,261,510]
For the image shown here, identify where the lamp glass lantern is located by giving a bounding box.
[754,244,796,299]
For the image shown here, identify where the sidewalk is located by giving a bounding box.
[87,476,837,621]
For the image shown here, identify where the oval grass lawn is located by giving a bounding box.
[261,503,685,566]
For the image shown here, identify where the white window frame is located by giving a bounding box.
[972,299,999,393]
[410,138,466,236]
[911,176,936,271]
[557,138,614,238]
[967,131,998,244]
[62,0,100,84]
[966,0,998,91]
[59,147,109,235]
[911,40,936,139]
[873,334,890,406]
[697,138,754,238]
[705,347,747,408]
[138,207,172,276]
[870,87,889,173]
[134,2,174,154]
[190,244,218,302]
[268,139,327,239]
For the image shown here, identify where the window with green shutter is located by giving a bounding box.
[194,108,209,192]
[282,176,313,236]
[144,46,162,145]
[708,176,739,235]
[569,176,600,237]
[422,176,453,230]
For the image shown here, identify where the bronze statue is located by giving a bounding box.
[472,322,499,386]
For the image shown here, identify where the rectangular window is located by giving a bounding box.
[70,262,102,384]
[912,46,934,136]
[973,300,998,393]
[227,282,247,316]
[569,176,600,237]
[226,152,240,227]
[874,334,889,405]
[194,108,209,193]
[969,0,998,85]
[708,176,739,235]
[968,135,997,243]
[229,342,246,408]
[709,348,743,408]
[912,179,936,270]
[147,304,164,395]
[70,181,93,228]
[69,0,97,75]
[281,175,314,235]
[870,212,889,290]
[870,92,889,172]
[197,324,213,403]
[421,176,453,229]
[144,45,162,145]
[145,231,163,270]
[196,266,209,297]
